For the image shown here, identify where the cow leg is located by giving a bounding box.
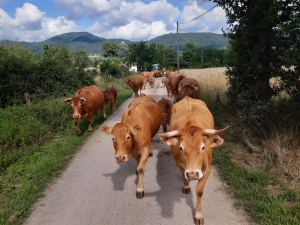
[87,114,94,131]
[135,148,150,199]
[113,100,117,112]
[74,117,81,135]
[162,122,168,133]
[102,105,106,118]
[194,170,210,225]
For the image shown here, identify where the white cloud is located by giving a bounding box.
[0,3,79,42]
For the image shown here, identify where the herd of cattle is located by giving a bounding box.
[64,70,228,225]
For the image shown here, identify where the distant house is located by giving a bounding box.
[129,64,137,73]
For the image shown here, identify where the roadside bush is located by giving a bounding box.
[0,97,73,171]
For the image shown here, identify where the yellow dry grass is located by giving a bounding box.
[179,67,228,98]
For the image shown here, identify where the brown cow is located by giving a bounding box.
[149,76,155,88]
[103,86,118,112]
[125,75,144,97]
[165,70,178,78]
[178,78,201,100]
[157,98,173,133]
[64,85,106,135]
[158,96,228,225]
[168,74,186,102]
[100,95,162,199]
[153,70,162,77]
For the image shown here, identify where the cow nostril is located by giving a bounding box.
[116,155,126,162]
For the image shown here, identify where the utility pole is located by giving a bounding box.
[176,21,179,73]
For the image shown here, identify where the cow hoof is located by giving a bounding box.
[183,187,191,194]
[194,217,204,225]
[136,191,144,199]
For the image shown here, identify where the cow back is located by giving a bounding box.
[103,87,117,104]
[170,96,214,131]
[122,95,162,138]
[75,85,105,113]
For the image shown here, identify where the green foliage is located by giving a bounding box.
[0,44,95,108]
[102,42,120,57]
[100,59,123,77]
[211,0,300,102]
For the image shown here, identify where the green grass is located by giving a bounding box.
[0,82,133,225]
[213,141,300,225]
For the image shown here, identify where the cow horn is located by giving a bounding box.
[64,98,72,103]
[193,85,197,90]
[80,97,87,102]
[204,126,229,135]
[178,86,183,91]
[158,130,180,138]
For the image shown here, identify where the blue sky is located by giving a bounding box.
[0,0,227,42]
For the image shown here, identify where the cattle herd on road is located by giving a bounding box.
[64,70,228,225]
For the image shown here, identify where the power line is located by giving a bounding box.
[179,5,218,24]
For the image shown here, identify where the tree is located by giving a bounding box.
[101,42,119,57]
[210,0,300,102]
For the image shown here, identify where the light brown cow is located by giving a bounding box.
[125,75,144,97]
[103,86,118,112]
[153,70,162,77]
[161,76,167,87]
[157,98,173,133]
[100,95,162,199]
[165,70,178,78]
[158,96,228,225]
[64,85,106,135]
[149,76,155,88]
[178,78,201,100]
[168,74,186,102]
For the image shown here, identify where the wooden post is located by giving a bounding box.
[24,93,32,108]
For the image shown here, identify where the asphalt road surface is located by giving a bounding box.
[24,79,250,225]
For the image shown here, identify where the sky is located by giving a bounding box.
[0,0,227,43]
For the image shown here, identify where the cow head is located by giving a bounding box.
[178,85,197,98]
[159,126,228,180]
[64,96,88,118]
[100,123,142,163]
[125,78,133,89]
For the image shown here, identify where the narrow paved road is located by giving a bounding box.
[24,79,250,225]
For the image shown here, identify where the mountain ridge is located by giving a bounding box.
[2,32,229,55]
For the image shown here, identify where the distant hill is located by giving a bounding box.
[1,32,229,55]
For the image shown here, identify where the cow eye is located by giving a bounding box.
[179,145,184,153]
[112,137,115,142]
[79,104,82,107]
[200,144,205,152]
[126,135,130,141]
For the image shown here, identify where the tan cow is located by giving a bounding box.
[168,74,186,102]
[125,75,144,97]
[178,77,201,100]
[165,70,178,78]
[149,76,155,88]
[64,85,106,135]
[157,98,173,132]
[158,96,228,225]
[103,86,118,112]
[100,95,162,199]
[153,70,162,77]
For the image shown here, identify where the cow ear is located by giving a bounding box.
[100,125,113,134]
[64,98,72,104]
[205,135,224,147]
[158,135,179,146]
[131,125,142,135]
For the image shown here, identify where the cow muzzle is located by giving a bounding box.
[184,169,203,180]
[73,114,81,119]
[115,155,128,163]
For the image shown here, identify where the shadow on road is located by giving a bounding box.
[147,140,195,219]
[103,158,136,191]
